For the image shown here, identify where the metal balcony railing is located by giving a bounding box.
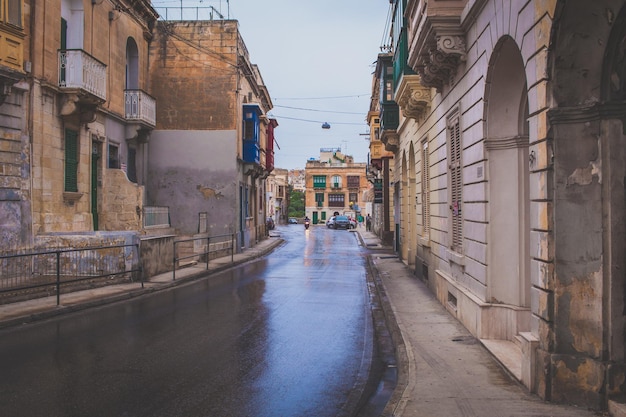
[125,89,156,127]
[58,49,106,101]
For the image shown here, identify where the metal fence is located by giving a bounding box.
[0,244,141,305]
[173,233,235,280]
[144,206,170,229]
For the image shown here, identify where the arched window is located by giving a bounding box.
[126,38,139,90]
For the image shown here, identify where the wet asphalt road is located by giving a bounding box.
[0,225,376,417]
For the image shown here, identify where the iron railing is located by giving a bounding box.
[125,89,156,126]
[156,6,227,21]
[173,233,235,280]
[0,244,141,305]
[144,206,170,229]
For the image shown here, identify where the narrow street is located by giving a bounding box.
[0,225,382,417]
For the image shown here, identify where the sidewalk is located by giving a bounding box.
[357,229,605,417]
[0,235,285,329]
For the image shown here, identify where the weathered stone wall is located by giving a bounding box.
[0,85,30,253]
[149,21,239,131]
[147,130,238,236]
[100,169,143,231]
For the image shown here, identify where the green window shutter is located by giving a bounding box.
[65,129,78,192]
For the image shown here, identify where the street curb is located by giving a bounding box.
[365,253,410,417]
[0,238,285,330]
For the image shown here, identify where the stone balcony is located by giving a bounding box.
[125,89,156,127]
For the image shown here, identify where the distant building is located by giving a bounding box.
[266,168,289,224]
[288,169,306,192]
[304,149,368,224]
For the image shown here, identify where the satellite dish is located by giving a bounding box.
[321,122,331,129]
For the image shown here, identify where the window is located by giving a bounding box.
[349,193,358,204]
[64,129,79,192]
[422,139,430,237]
[328,193,345,208]
[448,114,462,251]
[5,0,22,27]
[108,143,120,169]
[315,192,324,207]
[313,175,326,188]
[331,175,342,188]
[347,175,360,188]
[243,117,255,140]
[127,147,137,183]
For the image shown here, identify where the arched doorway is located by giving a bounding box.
[485,37,530,309]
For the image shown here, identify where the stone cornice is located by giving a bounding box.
[548,102,626,125]
[395,74,431,121]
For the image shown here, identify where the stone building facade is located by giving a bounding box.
[372,0,626,410]
[266,168,289,225]
[0,0,159,254]
[304,149,368,224]
[148,19,275,250]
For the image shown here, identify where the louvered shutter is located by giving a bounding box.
[422,141,430,236]
[449,120,463,250]
[64,129,78,192]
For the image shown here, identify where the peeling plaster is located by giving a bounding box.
[557,267,603,357]
[196,185,223,199]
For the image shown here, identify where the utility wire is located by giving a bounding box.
[273,94,369,101]
[273,105,365,115]
[269,114,367,126]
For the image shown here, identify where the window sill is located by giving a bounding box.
[446,248,465,266]
[63,191,83,203]
[418,236,430,248]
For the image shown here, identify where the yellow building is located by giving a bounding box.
[304,148,368,224]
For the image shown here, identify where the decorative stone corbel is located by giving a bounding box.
[416,34,466,92]
[381,130,399,153]
[395,74,431,121]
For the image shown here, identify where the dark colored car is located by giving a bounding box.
[333,215,351,230]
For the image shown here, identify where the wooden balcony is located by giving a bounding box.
[125,89,156,127]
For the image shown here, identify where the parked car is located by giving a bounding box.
[288,218,298,224]
[326,216,335,228]
[333,215,351,230]
[266,217,275,230]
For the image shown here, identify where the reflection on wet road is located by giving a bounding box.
[0,226,373,417]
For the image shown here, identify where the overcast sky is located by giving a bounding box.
[152,0,392,170]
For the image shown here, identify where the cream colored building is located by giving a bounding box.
[374,0,626,411]
[304,149,368,224]
[266,168,289,225]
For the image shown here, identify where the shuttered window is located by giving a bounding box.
[422,140,430,237]
[64,129,79,192]
[448,117,462,251]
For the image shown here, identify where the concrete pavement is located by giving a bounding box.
[357,229,606,417]
[0,229,609,416]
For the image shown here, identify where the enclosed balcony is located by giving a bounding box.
[58,49,106,102]
[125,89,156,127]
